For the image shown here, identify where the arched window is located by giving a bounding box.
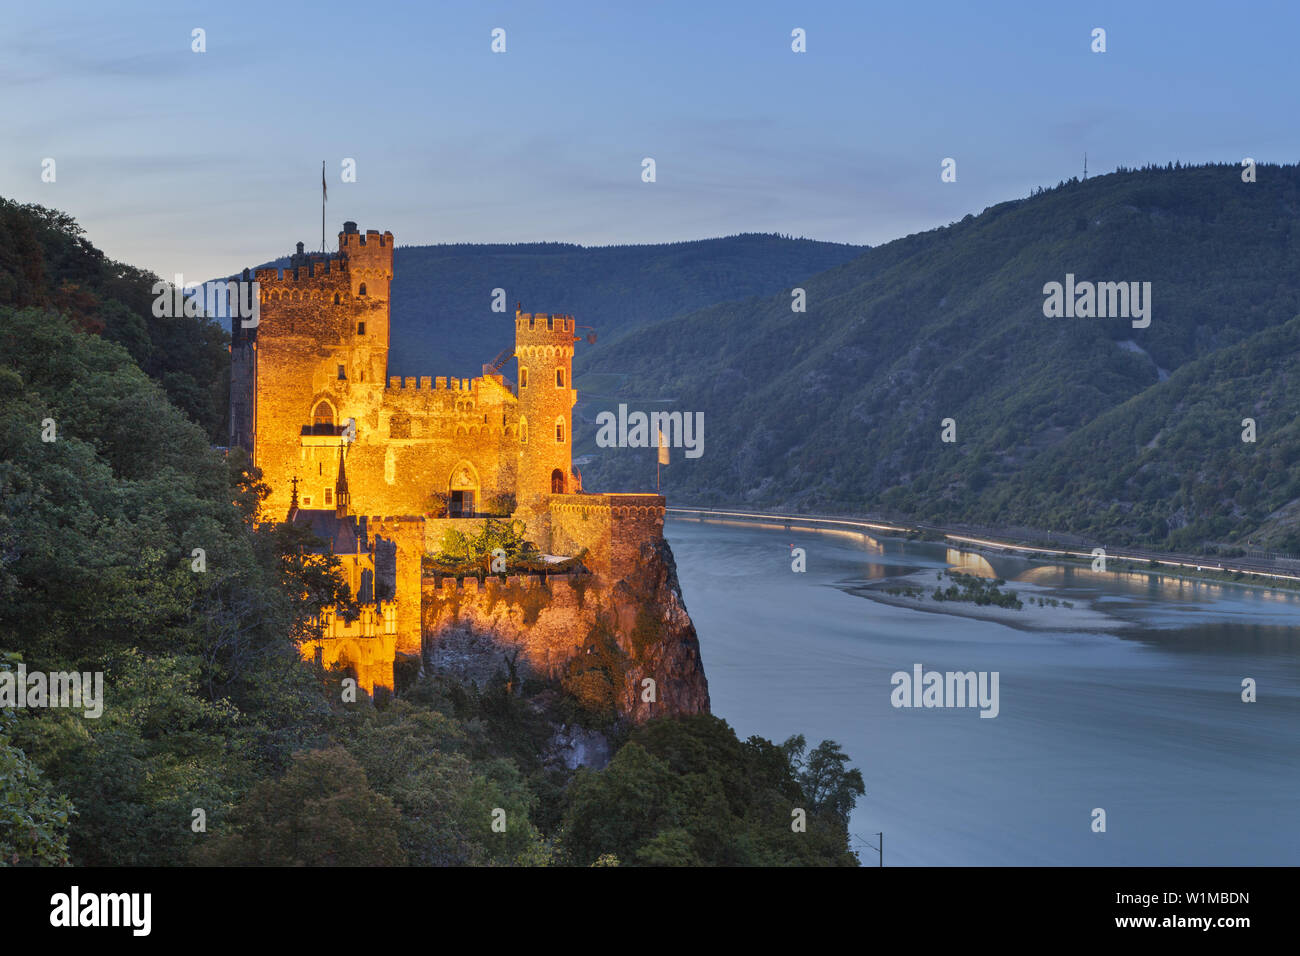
[358,282,368,296]
[551,469,565,494]
[555,367,565,388]
[311,400,335,434]
[357,322,365,336]
[333,293,340,305]
[555,417,565,444]
[519,366,528,388]
[519,417,528,444]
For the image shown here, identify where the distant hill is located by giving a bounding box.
[249,234,867,378]
[573,163,1300,554]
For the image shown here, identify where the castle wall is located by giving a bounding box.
[549,493,666,575]
[365,516,425,658]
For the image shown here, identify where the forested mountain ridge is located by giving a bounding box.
[248,234,867,378]
[573,163,1300,553]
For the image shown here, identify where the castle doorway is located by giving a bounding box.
[448,462,480,518]
[551,469,566,494]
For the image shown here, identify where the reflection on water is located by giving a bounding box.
[945,548,996,577]
[666,518,1300,866]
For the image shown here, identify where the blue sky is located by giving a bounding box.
[2,0,1298,280]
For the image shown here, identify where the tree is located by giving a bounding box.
[0,657,75,867]
[194,747,406,866]
[783,735,866,826]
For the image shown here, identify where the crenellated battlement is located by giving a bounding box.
[386,375,478,392]
[340,227,395,250]
[425,572,588,596]
[549,493,665,520]
[254,257,350,288]
[515,311,575,336]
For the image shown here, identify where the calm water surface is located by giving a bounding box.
[666,518,1300,866]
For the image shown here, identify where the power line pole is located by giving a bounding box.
[855,831,883,867]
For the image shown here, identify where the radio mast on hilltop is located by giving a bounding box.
[1083,152,1088,180]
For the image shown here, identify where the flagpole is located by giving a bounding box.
[321,161,326,253]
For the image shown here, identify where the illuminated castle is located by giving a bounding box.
[229,223,668,696]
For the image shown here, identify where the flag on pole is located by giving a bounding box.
[657,428,669,465]
[322,161,327,202]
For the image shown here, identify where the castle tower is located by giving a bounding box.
[235,224,394,519]
[514,307,577,511]
[337,221,395,356]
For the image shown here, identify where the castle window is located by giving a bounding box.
[555,417,565,443]
[520,417,528,444]
[333,293,340,305]
[311,400,336,435]
[338,364,346,380]
[325,488,333,505]
[357,322,365,336]
[551,469,565,494]
[519,367,528,388]
[359,283,368,296]
[555,367,565,388]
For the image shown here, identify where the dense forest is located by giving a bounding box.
[0,199,864,866]
[574,163,1300,554]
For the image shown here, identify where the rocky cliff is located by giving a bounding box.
[421,537,710,722]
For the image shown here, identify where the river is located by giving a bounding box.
[665,517,1300,866]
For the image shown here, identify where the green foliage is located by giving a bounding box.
[427,519,540,574]
[561,715,862,866]
[783,735,866,827]
[0,653,75,867]
[560,622,629,724]
[0,198,229,441]
[192,747,406,866]
[334,702,547,866]
[930,571,1023,609]
[15,650,243,866]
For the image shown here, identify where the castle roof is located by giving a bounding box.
[291,510,368,556]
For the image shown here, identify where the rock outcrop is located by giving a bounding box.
[422,536,710,721]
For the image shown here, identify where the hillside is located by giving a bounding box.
[573,163,1300,553]
[0,198,229,442]
[250,235,866,378]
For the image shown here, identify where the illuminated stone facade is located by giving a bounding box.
[230,223,671,697]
